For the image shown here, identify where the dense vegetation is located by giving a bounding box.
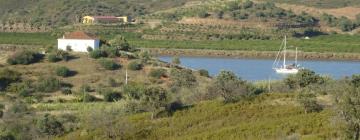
[263,0,360,8]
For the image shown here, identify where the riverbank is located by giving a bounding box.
[144,48,360,61]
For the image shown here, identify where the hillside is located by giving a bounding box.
[0,0,193,29]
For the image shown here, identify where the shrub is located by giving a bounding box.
[66,45,72,51]
[0,68,21,91]
[80,84,92,92]
[90,49,107,59]
[123,83,146,100]
[55,66,71,77]
[61,87,72,95]
[79,93,97,102]
[7,50,42,65]
[170,69,197,88]
[36,114,65,136]
[297,93,323,113]
[57,50,70,61]
[0,133,15,140]
[87,47,93,52]
[128,61,143,71]
[98,59,120,70]
[103,91,122,102]
[284,69,324,89]
[36,76,61,93]
[102,47,119,58]
[47,53,60,62]
[199,69,209,77]
[149,68,167,79]
[207,70,249,103]
[198,11,210,18]
[351,74,360,87]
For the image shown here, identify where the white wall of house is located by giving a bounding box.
[57,39,100,52]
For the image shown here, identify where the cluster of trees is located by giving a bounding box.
[322,13,360,31]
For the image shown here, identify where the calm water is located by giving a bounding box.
[159,56,360,81]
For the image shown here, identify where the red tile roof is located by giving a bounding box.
[63,31,98,40]
[93,16,118,19]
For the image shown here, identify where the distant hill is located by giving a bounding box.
[0,0,193,27]
[260,0,360,8]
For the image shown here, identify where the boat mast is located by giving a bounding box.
[283,36,286,68]
[295,47,298,65]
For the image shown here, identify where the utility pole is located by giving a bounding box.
[125,68,128,85]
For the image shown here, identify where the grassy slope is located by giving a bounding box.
[56,93,340,140]
[0,32,55,46]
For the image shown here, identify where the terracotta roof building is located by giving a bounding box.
[58,31,100,52]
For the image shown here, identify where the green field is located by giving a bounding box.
[1,32,360,53]
[129,34,360,53]
[0,32,56,46]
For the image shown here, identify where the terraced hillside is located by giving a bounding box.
[0,0,194,31]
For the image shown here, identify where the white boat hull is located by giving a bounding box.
[274,68,299,74]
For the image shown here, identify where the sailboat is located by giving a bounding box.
[273,36,302,74]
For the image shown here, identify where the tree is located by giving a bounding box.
[338,16,356,32]
[285,69,324,89]
[141,86,168,119]
[109,35,131,51]
[335,82,360,140]
[243,0,254,9]
[207,70,248,103]
[36,114,64,136]
[98,59,120,70]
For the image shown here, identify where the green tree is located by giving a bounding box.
[36,114,65,136]
[285,69,324,89]
[141,86,168,119]
[207,70,248,103]
[335,82,360,140]
[109,35,131,51]
[7,50,42,65]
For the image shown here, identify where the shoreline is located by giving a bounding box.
[143,48,360,61]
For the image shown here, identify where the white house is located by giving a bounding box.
[58,31,100,52]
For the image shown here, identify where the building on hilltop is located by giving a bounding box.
[57,31,100,52]
[82,16,133,24]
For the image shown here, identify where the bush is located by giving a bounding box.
[36,114,65,136]
[61,87,72,95]
[57,50,70,61]
[90,49,107,59]
[98,59,120,70]
[207,71,249,103]
[123,83,146,100]
[36,76,61,93]
[285,69,324,89]
[7,50,42,65]
[79,93,97,102]
[199,69,209,77]
[55,66,71,77]
[0,68,21,91]
[0,133,15,140]
[87,47,93,52]
[102,47,119,58]
[198,11,210,18]
[297,93,323,113]
[128,61,143,71]
[170,69,197,88]
[103,91,122,102]
[149,68,167,79]
[47,53,60,62]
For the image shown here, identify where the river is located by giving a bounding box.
[159,56,360,81]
